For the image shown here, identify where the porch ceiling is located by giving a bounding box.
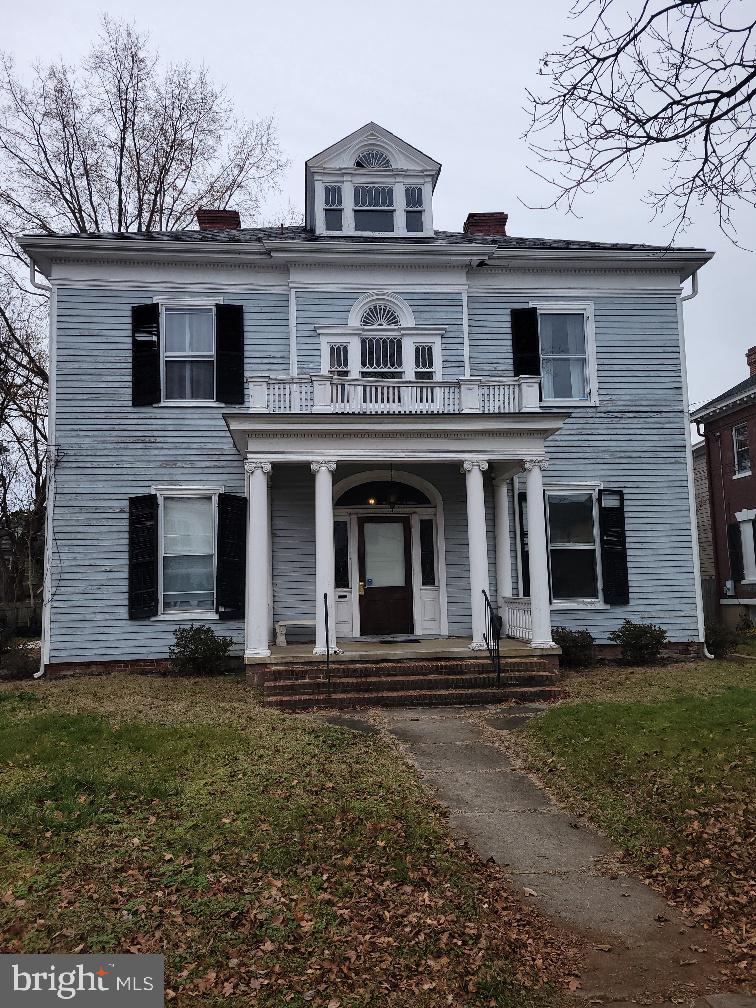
[223,410,570,462]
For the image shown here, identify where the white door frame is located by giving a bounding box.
[331,469,448,638]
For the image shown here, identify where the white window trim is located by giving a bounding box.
[732,422,752,477]
[529,301,598,407]
[514,478,608,609]
[156,300,221,406]
[151,485,223,622]
[317,326,444,380]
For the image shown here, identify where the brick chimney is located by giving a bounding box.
[463,212,508,237]
[747,346,756,377]
[196,208,241,230]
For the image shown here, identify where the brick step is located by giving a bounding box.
[263,685,563,711]
[264,670,559,696]
[258,657,553,683]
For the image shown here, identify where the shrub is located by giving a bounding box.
[735,609,755,639]
[705,622,738,659]
[168,624,234,676]
[609,619,668,665]
[552,626,595,668]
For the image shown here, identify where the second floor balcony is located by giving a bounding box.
[246,375,542,415]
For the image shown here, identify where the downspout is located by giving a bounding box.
[677,270,714,657]
[29,257,51,294]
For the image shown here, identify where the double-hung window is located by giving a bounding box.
[546,490,600,602]
[161,494,216,614]
[405,185,424,232]
[733,423,751,476]
[353,185,394,232]
[540,313,589,401]
[163,306,215,401]
[324,184,343,232]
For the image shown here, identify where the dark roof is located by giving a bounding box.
[692,375,756,420]
[20,225,707,254]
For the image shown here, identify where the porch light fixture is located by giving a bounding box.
[367,496,377,506]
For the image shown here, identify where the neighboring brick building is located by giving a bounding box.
[692,348,756,627]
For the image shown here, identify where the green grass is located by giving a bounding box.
[0,676,574,1008]
[516,661,755,965]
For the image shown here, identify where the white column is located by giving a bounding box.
[245,459,271,658]
[524,457,555,648]
[312,460,340,655]
[463,459,491,649]
[493,475,513,602]
[735,509,756,582]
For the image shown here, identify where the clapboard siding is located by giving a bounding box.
[49,287,289,662]
[469,293,698,642]
[48,280,698,664]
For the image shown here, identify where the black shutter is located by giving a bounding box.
[599,489,630,605]
[215,304,245,405]
[216,493,247,619]
[131,304,161,406]
[511,307,541,377]
[128,494,159,618]
[517,491,530,597]
[727,521,744,583]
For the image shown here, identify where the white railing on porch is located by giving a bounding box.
[501,596,533,641]
[246,375,541,415]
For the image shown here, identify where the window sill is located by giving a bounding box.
[152,612,220,621]
[541,399,598,409]
[551,601,609,611]
[158,400,222,407]
[733,470,752,479]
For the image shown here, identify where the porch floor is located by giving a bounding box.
[245,636,559,666]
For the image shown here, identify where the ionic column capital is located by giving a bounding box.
[310,460,337,474]
[245,459,271,475]
[523,457,549,472]
[461,459,489,473]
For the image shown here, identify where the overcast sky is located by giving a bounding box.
[5,0,754,413]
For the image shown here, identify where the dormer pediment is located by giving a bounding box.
[305,123,441,236]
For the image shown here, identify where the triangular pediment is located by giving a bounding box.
[306,122,441,178]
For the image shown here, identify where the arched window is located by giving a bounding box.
[354,148,392,169]
[360,303,401,327]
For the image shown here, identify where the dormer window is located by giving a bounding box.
[323,185,343,231]
[353,185,394,232]
[405,186,424,232]
[354,148,392,169]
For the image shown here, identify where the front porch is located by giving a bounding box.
[223,410,570,665]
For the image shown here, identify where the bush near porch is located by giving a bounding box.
[513,660,756,978]
[0,675,580,1008]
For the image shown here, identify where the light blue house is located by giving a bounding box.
[22,123,712,690]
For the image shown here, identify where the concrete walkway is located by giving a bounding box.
[370,705,752,1007]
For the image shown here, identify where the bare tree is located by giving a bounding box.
[0,16,286,614]
[0,15,285,259]
[525,1,756,240]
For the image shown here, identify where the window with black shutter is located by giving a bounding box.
[131,304,161,406]
[216,493,247,619]
[511,307,541,378]
[215,304,245,405]
[598,489,630,605]
[128,494,159,618]
[728,521,744,583]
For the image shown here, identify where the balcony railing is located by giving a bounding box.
[246,375,541,415]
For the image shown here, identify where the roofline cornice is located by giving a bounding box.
[691,386,756,422]
[18,233,714,280]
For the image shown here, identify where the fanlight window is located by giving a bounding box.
[354,148,392,169]
[360,303,401,327]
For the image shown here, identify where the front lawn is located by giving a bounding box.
[0,675,578,1007]
[515,660,755,975]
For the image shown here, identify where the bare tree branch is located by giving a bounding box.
[525,0,756,241]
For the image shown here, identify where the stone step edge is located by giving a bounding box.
[263,686,564,708]
[264,672,559,693]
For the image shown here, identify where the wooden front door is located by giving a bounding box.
[357,517,414,636]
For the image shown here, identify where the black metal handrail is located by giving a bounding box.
[323,591,331,689]
[482,589,503,686]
